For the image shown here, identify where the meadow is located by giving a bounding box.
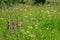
[0,3,60,40]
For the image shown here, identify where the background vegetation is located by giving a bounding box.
[0,0,60,40]
[0,0,47,7]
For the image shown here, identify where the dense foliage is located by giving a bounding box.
[0,0,24,7]
[0,4,60,40]
[0,0,46,7]
[35,0,46,4]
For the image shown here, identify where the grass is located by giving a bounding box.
[0,3,60,40]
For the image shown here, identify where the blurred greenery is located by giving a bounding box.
[0,0,60,40]
[0,3,60,40]
[0,0,60,7]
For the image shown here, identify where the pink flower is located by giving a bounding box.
[7,17,10,30]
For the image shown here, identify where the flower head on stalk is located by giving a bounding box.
[12,22,17,33]
[7,16,10,30]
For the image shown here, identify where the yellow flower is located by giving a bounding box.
[28,26,33,29]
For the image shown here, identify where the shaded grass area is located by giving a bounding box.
[0,4,60,40]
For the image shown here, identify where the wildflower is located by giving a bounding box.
[18,21,23,27]
[28,25,33,29]
[7,17,10,30]
[12,22,17,33]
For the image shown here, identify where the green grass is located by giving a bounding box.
[0,3,60,40]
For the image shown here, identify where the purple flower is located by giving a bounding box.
[7,17,10,30]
